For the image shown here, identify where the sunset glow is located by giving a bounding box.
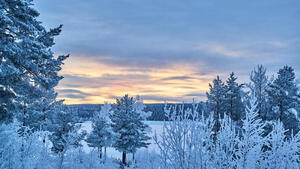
[35,0,300,104]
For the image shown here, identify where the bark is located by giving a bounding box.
[98,147,103,159]
[58,151,65,169]
[122,152,126,165]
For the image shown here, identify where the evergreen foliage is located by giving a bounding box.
[110,95,150,165]
[0,0,68,126]
[267,66,300,136]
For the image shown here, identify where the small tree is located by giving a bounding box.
[86,103,113,162]
[235,94,266,169]
[110,95,150,166]
[47,104,85,169]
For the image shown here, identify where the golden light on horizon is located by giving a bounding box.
[56,55,218,104]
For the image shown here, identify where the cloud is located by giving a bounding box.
[57,89,91,95]
[35,0,300,104]
[160,76,195,81]
[57,89,94,100]
[184,93,206,97]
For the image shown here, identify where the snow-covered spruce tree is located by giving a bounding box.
[0,0,68,124]
[235,94,266,169]
[249,65,269,120]
[267,66,300,136]
[206,76,227,135]
[154,102,215,169]
[86,102,113,162]
[224,72,245,128]
[110,95,151,166]
[47,103,86,169]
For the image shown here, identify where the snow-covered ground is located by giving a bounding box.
[80,121,164,159]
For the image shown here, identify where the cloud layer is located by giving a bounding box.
[35,0,300,104]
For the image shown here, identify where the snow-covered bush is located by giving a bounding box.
[154,102,215,169]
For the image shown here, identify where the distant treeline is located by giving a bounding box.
[67,102,206,121]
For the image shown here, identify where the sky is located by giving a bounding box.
[35,0,300,104]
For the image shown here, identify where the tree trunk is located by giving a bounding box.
[132,152,135,163]
[58,151,64,169]
[104,147,107,162]
[122,152,126,165]
[279,101,283,122]
[98,147,102,159]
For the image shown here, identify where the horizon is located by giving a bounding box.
[35,0,300,104]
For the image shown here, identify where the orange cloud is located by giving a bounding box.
[56,55,216,104]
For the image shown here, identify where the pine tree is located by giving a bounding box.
[249,65,269,120]
[0,0,68,125]
[110,95,150,166]
[86,103,113,162]
[206,76,227,134]
[267,66,300,136]
[224,72,245,125]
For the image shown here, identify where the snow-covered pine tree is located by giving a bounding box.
[110,95,150,166]
[235,94,266,169]
[224,72,245,127]
[206,76,227,134]
[249,65,269,120]
[86,102,113,162]
[47,103,85,169]
[267,66,300,136]
[0,0,68,125]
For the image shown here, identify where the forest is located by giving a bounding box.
[0,0,299,169]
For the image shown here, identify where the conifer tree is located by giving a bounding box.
[110,95,150,166]
[206,76,227,133]
[250,65,269,120]
[267,66,300,136]
[225,72,245,125]
[0,0,68,125]
[86,103,113,162]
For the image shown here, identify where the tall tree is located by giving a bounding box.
[0,0,68,125]
[110,95,150,166]
[206,76,227,133]
[267,66,300,136]
[249,65,269,120]
[224,72,245,125]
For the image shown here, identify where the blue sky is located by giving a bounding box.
[35,0,300,104]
